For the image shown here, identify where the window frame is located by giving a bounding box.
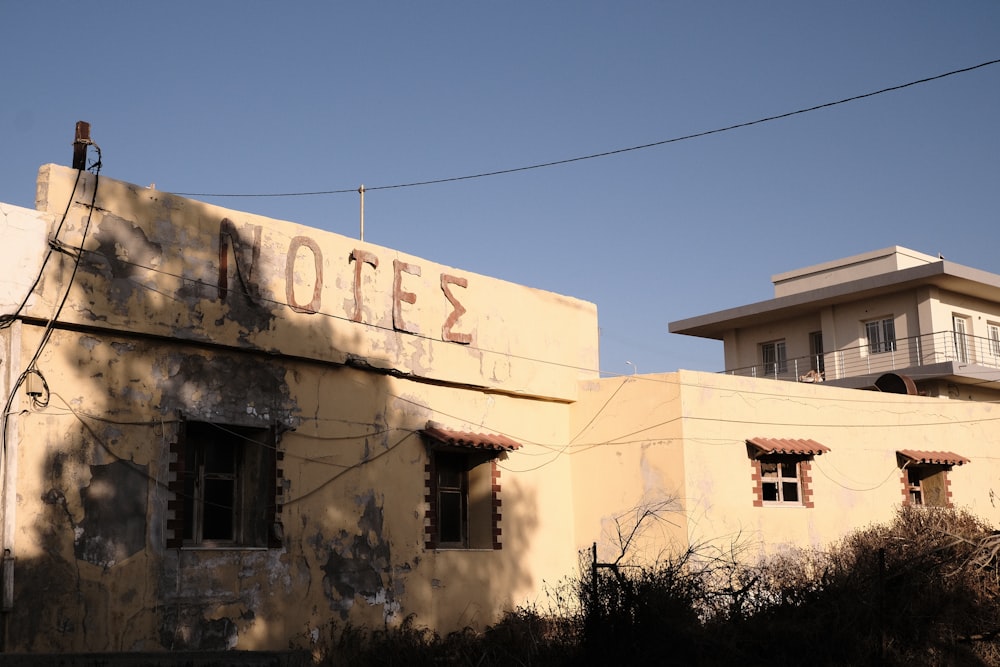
[865,317,896,354]
[809,331,825,374]
[903,465,951,507]
[747,438,829,509]
[170,420,281,549]
[761,340,787,377]
[420,423,519,552]
[988,322,1000,358]
[183,431,239,545]
[759,459,801,504]
[953,314,971,363]
[896,450,967,508]
[424,447,503,551]
[433,452,471,548]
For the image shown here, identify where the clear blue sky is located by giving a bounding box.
[2,2,998,376]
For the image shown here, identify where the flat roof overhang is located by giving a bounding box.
[669,261,1000,340]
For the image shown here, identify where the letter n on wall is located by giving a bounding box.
[218,218,262,302]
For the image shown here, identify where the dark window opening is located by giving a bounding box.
[179,421,276,548]
[760,458,802,504]
[809,331,825,374]
[761,341,787,377]
[435,453,470,547]
[866,318,897,354]
[427,449,498,550]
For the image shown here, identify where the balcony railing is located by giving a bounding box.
[724,330,1000,383]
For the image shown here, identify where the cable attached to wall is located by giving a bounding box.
[2,138,102,462]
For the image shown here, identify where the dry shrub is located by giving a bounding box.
[715,506,1000,666]
[318,507,1000,666]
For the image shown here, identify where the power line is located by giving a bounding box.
[171,58,1000,199]
[51,241,1000,406]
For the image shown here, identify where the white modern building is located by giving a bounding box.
[670,246,1000,401]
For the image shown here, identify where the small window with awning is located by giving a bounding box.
[897,450,969,507]
[747,438,830,508]
[420,422,521,550]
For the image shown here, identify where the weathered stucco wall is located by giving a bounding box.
[9,164,1000,656]
[3,165,593,653]
[31,164,599,401]
[10,324,577,651]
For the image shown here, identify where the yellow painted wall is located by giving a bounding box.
[566,368,1000,567]
[31,165,598,401]
[7,165,1000,656]
[675,370,1000,556]
[2,165,595,652]
[569,374,687,564]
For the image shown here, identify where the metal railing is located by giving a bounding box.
[724,330,1000,383]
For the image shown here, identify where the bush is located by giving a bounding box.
[711,506,1000,666]
[317,507,1000,666]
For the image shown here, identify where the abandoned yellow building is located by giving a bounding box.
[1,162,999,655]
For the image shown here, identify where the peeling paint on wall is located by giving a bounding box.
[159,608,238,651]
[5,165,595,654]
[82,213,164,316]
[152,352,296,425]
[74,460,148,568]
[318,493,399,621]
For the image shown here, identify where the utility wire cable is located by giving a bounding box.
[51,241,1000,407]
[0,169,83,330]
[172,58,1000,198]
[70,226,1000,400]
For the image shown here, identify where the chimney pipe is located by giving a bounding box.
[72,121,91,170]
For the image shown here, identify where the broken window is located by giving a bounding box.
[897,450,968,508]
[747,437,829,508]
[904,466,948,506]
[759,458,802,504]
[173,421,279,548]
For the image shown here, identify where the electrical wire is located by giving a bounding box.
[51,240,1000,409]
[0,169,83,331]
[813,456,905,494]
[170,58,1000,199]
[19,341,995,509]
[9,168,997,536]
[10,158,1000,486]
[2,149,101,461]
[23,392,910,527]
[19,279,1000,463]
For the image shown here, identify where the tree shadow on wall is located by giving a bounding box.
[7,168,544,656]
